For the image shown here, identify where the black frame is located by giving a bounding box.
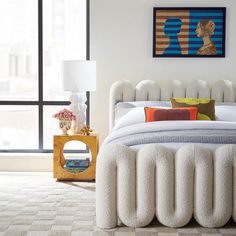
[0,0,90,153]
[153,7,226,58]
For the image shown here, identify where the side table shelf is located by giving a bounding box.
[53,133,99,181]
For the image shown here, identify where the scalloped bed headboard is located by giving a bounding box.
[109,80,236,130]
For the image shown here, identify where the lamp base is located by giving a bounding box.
[69,92,87,134]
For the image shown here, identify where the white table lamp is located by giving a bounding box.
[62,60,96,133]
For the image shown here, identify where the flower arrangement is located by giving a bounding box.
[53,108,76,121]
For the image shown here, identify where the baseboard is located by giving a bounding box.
[0,154,53,172]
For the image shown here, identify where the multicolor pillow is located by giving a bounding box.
[171,98,215,120]
[144,107,198,122]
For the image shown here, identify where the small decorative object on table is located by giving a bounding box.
[64,158,90,173]
[53,108,76,135]
[80,125,93,136]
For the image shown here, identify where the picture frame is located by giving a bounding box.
[153,7,226,58]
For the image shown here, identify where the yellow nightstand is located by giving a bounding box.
[53,133,99,181]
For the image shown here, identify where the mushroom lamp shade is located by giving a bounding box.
[62,60,96,134]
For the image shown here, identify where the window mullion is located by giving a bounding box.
[86,0,90,126]
[38,0,43,151]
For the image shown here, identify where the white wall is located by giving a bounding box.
[0,154,53,172]
[91,0,236,142]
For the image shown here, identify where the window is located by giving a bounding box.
[0,0,89,152]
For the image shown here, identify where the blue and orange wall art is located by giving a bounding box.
[153,7,226,57]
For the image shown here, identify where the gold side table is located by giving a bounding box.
[53,133,99,181]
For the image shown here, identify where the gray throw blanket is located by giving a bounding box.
[103,121,236,147]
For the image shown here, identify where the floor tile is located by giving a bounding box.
[197,227,219,233]
[202,234,222,236]
[178,234,200,236]
[32,221,54,226]
[29,225,52,231]
[7,225,31,231]
[48,231,71,236]
[219,228,236,234]
[51,225,71,231]
[177,228,198,233]
[0,224,9,231]
[26,231,49,236]
[71,232,93,236]
[92,232,113,236]
[114,233,135,236]
[4,231,28,236]
[158,233,178,236]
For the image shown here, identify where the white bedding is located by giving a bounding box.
[110,102,236,151]
[114,103,236,130]
[104,120,236,151]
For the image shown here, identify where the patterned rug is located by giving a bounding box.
[0,172,235,236]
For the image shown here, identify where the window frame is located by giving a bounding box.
[0,0,90,153]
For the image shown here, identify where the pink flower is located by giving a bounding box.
[53,108,76,121]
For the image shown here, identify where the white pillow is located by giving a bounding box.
[114,106,171,131]
[215,104,236,121]
[113,102,236,131]
[116,101,171,109]
[114,107,145,130]
[115,101,171,123]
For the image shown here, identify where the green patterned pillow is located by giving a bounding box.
[171,98,215,120]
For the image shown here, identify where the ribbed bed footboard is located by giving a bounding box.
[96,144,236,228]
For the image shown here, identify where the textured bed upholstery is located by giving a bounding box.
[212,80,236,102]
[109,80,236,130]
[98,79,236,229]
[96,144,236,228]
[186,80,210,98]
[136,80,161,101]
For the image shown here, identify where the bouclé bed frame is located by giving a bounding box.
[96,80,236,229]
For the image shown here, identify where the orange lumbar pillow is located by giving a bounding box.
[144,107,198,122]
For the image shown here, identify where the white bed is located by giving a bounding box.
[96,79,236,229]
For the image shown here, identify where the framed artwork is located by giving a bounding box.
[153,7,226,58]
